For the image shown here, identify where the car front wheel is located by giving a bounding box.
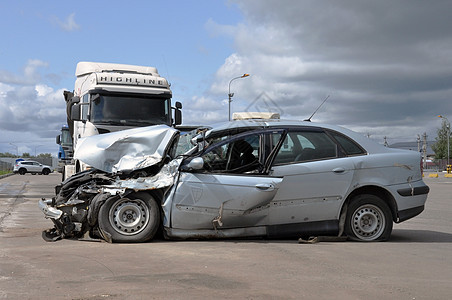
[344,194,393,242]
[98,192,160,243]
[42,168,50,175]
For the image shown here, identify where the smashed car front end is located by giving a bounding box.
[39,125,181,242]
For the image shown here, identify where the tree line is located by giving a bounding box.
[0,152,52,158]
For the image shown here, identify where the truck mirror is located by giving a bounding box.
[174,109,182,126]
[175,101,182,109]
[56,135,61,145]
[63,90,74,102]
[71,96,80,104]
[70,103,82,121]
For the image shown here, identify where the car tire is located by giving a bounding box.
[344,194,393,242]
[98,192,160,243]
[42,168,50,175]
[18,168,26,175]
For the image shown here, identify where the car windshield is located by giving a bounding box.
[89,93,171,126]
[174,128,206,157]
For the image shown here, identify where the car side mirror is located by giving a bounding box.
[181,157,204,171]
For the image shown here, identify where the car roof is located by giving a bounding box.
[202,118,390,154]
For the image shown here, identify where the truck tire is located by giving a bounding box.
[98,192,160,243]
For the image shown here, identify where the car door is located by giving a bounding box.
[268,128,357,226]
[169,130,284,230]
[32,162,42,172]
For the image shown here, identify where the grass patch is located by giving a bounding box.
[0,170,12,176]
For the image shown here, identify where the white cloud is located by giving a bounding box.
[56,13,80,32]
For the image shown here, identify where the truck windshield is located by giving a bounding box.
[60,129,73,147]
[89,94,171,126]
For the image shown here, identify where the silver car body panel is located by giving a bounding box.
[168,172,283,230]
[74,125,178,173]
[269,157,355,224]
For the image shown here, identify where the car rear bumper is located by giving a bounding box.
[397,205,425,222]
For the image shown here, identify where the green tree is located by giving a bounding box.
[0,152,18,158]
[37,153,52,158]
[431,119,451,160]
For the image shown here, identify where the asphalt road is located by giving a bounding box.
[0,172,451,299]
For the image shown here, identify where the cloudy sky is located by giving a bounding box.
[1,0,451,156]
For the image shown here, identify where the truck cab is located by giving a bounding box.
[63,62,182,178]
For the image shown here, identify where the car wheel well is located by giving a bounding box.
[344,186,397,222]
[95,189,165,240]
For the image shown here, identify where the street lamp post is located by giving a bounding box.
[438,115,450,167]
[34,145,43,157]
[228,73,250,121]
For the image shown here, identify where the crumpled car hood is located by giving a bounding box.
[74,125,179,173]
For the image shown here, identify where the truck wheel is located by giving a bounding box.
[98,192,160,243]
[18,168,26,175]
[344,194,393,242]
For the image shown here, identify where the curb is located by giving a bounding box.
[0,173,14,180]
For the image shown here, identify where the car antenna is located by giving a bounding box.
[304,95,330,122]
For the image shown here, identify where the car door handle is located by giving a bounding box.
[255,183,275,191]
[332,167,345,173]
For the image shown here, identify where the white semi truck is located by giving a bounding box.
[62,61,182,179]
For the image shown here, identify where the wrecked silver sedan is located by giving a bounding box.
[39,120,429,242]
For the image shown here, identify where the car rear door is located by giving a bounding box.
[268,128,357,226]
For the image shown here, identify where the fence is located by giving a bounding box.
[435,159,452,171]
[0,160,11,172]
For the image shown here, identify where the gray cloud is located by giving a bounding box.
[199,0,452,142]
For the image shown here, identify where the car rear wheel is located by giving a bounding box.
[18,168,26,175]
[345,194,393,242]
[98,192,160,243]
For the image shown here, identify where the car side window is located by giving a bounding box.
[201,133,261,173]
[329,131,366,156]
[273,130,338,165]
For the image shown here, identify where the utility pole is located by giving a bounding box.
[417,134,421,152]
[422,132,427,169]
